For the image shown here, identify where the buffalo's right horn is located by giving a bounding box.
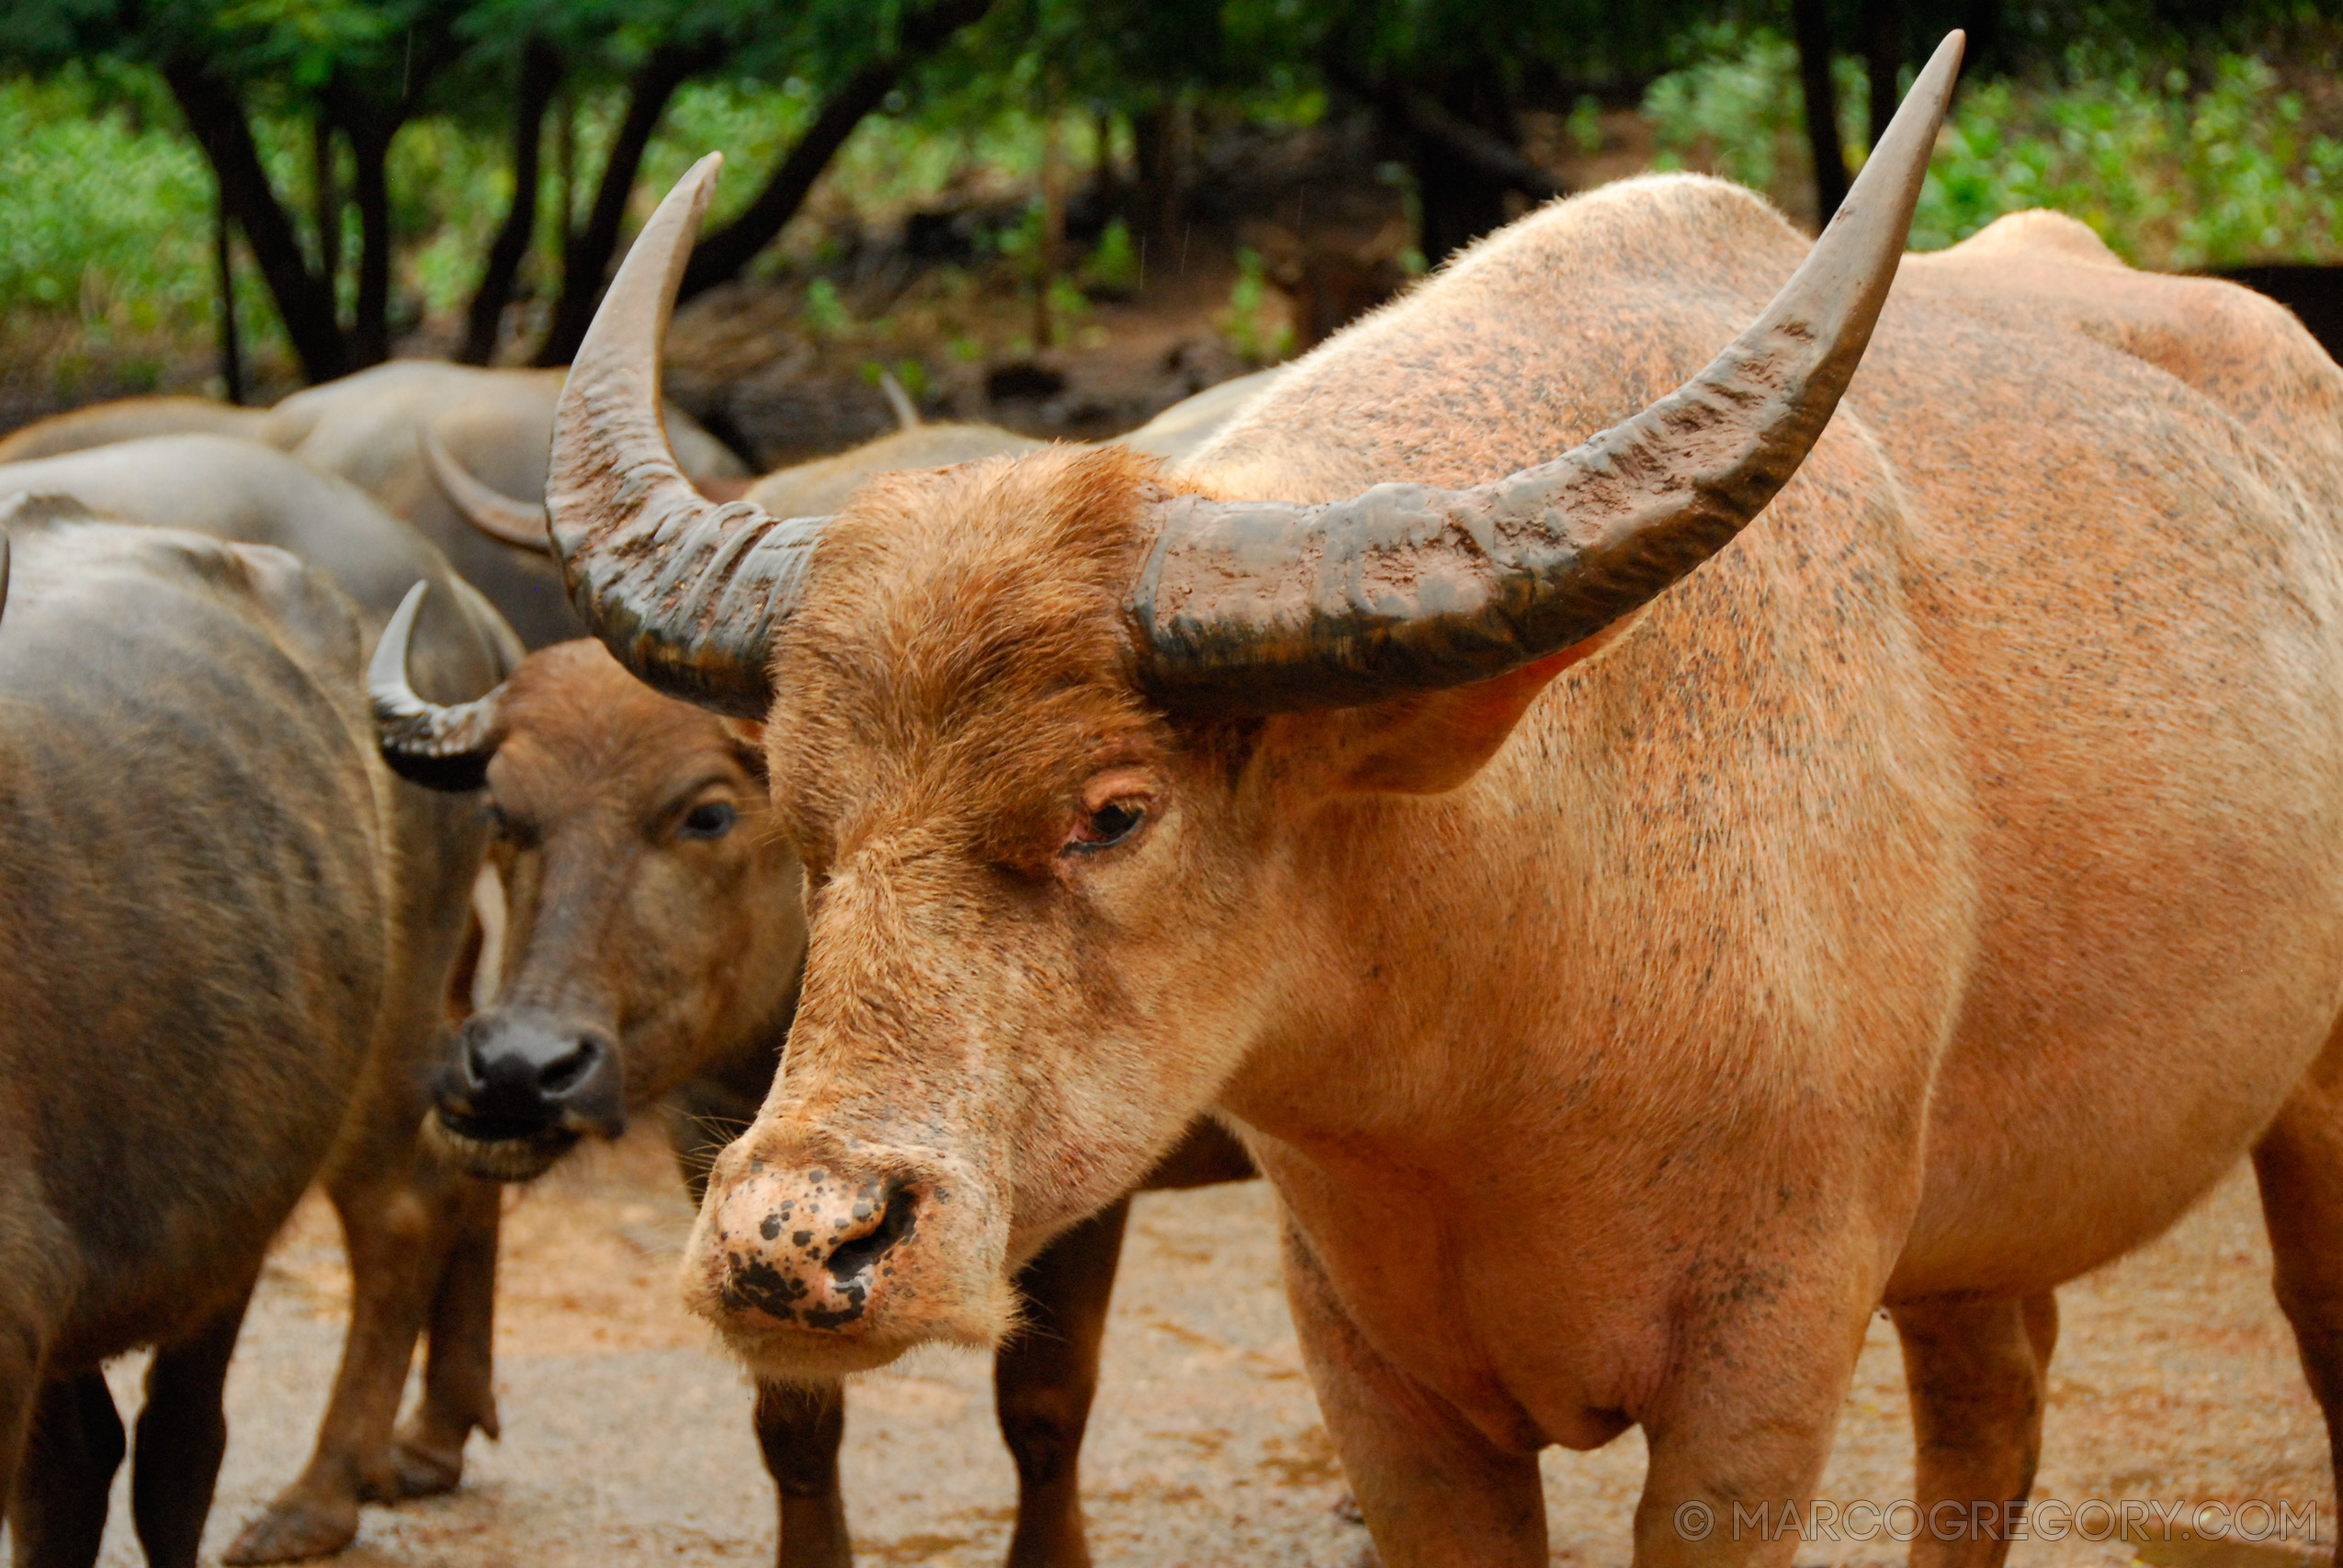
[424,427,552,553]
[546,152,824,720]
[1128,31,1964,712]
[371,581,505,792]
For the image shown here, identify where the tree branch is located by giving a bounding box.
[164,58,349,382]
[534,39,719,366]
[674,0,996,305]
[1792,0,1851,221]
[461,39,562,364]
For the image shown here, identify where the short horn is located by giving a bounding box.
[1131,32,1964,714]
[370,581,505,792]
[878,368,922,431]
[424,426,552,553]
[546,152,824,720]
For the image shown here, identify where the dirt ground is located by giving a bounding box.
[67,1127,2337,1568]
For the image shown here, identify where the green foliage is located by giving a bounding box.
[1646,25,2343,269]
[1566,93,1602,155]
[1915,51,2343,267]
[1082,216,1138,292]
[1645,25,1807,196]
[1220,244,1292,366]
[801,275,853,333]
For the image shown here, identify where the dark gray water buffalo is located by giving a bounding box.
[368,606,1252,1568]
[0,362,747,649]
[0,497,475,1567]
[0,439,520,1562]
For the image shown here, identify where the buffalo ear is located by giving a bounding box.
[722,716,772,782]
[1307,613,1644,796]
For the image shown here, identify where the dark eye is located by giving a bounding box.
[679,801,737,840]
[1065,798,1146,853]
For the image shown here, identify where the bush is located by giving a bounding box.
[1644,28,2343,268]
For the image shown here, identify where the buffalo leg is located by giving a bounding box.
[9,1373,124,1568]
[757,1379,851,1568]
[223,1169,466,1564]
[2254,1038,2343,1491]
[390,1178,503,1495]
[996,1196,1132,1568]
[1889,1293,2056,1568]
[132,1289,254,1568]
[1282,1218,1545,1568]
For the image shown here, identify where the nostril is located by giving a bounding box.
[459,1030,492,1090]
[824,1182,916,1282]
[536,1036,602,1097]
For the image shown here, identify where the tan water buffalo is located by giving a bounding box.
[0,497,487,1566]
[0,395,266,461]
[0,440,523,1564]
[535,35,2343,1567]
[367,601,1251,1566]
[0,362,748,649]
[426,367,1288,554]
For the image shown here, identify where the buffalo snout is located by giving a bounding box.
[430,1010,627,1180]
[706,1163,922,1333]
[685,1132,1014,1376]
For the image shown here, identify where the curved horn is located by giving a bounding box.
[1131,31,1964,714]
[424,426,552,553]
[370,581,506,792]
[878,368,922,431]
[546,152,825,720]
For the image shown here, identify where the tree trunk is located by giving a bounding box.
[461,41,562,365]
[553,90,577,269]
[1792,0,1851,224]
[673,0,996,306]
[1035,105,1064,346]
[164,60,348,382]
[533,42,714,367]
[1862,0,1904,151]
[312,113,342,296]
[1961,0,2002,77]
[1406,124,1514,264]
[345,109,397,367]
[213,185,245,405]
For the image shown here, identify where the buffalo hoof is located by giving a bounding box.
[389,1432,464,1498]
[221,1491,359,1565]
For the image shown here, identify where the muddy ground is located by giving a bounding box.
[70,1129,2337,1568]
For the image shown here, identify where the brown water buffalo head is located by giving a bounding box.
[371,587,805,1181]
[542,41,1961,1376]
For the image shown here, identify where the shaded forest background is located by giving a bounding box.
[4,0,2339,456]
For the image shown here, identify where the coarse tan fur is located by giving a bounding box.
[444,640,1249,1567]
[0,514,421,1566]
[683,174,2343,1568]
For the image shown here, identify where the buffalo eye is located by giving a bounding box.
[678,801,737,840]
[1065,798,1146,854]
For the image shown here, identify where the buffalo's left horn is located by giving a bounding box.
[546,152,824,720]
[371,581,505,792]
[424,427,552,553]
[1129,31,1964,713]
